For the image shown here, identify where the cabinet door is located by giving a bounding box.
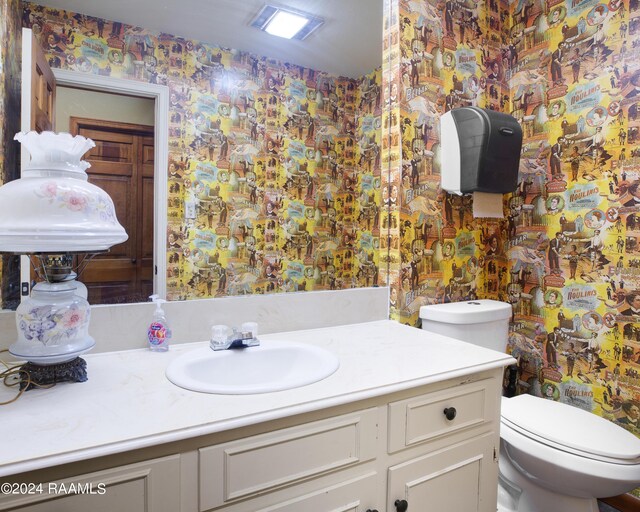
[0,455,181,512]
[387,433,498,512]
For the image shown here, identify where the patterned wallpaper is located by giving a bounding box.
[506,0,640,439]
[22,3,382,301]
[0,0,22,310]
[385,0,512,324]
[383,0,640,447]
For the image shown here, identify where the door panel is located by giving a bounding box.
[70,117,154,304]
[29,31,56,133]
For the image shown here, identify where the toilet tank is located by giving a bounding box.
[419,300,512,352]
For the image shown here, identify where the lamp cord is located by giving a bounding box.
[0,350,54,405]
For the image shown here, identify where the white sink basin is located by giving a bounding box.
[165,340,340,394]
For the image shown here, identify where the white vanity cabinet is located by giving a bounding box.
[384,377,501,512]
[0,369,503,512]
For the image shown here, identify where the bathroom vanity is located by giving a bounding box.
[0,320,514,512]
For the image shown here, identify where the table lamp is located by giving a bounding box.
[0,131,128,388]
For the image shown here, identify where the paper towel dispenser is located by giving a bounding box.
[440,107,522,195]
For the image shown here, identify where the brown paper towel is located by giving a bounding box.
[472,191,504,218]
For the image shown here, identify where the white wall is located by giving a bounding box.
[55,86,155,132]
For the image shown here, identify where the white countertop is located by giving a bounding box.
[0,320,514,477]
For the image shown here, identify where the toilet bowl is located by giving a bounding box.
[419,300,640,512]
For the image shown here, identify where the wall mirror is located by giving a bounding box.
[2,0,386,310]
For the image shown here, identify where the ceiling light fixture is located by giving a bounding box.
[250,4,324,40]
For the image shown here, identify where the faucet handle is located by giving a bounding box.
[210,324,230,349]
[240,322,258,338]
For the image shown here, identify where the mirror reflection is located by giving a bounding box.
[2,0,385,309]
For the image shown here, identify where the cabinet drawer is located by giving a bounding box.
[256,471,378,512]
[199,408,378,510]
[388,379,496,453]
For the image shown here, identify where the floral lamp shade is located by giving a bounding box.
[0,131,128,253]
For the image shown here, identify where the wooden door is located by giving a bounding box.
[23,28,56,133]
[29,39,55,132]
[17,28,57,301]
[70,117,154,304]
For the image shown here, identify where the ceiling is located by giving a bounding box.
[33,0,384,77]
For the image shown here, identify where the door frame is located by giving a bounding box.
[52,68,169,300]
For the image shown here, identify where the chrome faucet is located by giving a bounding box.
[210,323,260,351]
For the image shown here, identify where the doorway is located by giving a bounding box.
[51,68,170,302]
[55,84,155,304]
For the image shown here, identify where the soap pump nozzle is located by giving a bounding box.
[150,294,166,315]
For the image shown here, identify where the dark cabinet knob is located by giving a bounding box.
[395,499,408,512]
[444,407,457,421]
[365,509,379,512]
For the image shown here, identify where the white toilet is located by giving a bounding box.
[419,300,640,512]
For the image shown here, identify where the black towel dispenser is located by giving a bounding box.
[440,107,522,195]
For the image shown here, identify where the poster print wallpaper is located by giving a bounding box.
[22,3,382,302]
[383,0,640,451]
[506,0,640,442]
[384,0,512,324]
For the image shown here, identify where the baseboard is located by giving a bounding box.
[600,493,640,512]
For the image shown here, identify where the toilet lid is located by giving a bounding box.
[501,395,640,462]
